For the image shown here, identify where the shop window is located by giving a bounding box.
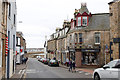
[78,17,81,26]
[82,17,87,26]
[95,32,100,44]
[79,33,82,43]
[82,53,98,65]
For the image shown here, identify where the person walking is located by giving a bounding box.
[72,61,76,73]
[69,60,72,72]
[66,58,69,67]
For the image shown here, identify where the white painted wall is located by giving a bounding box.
[6,1,17,78]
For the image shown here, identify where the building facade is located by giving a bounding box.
[47,3,112,68]
[109,0,120,60]
[67,3,110,67]
[16,32,26,64]
[0,0,17,78]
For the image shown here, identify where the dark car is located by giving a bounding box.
[48,59,59,67]
[43,58,50,64]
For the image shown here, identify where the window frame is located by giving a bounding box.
[95,32,100,44]
[78,17,81,26]
[79,33,82,43]
[82,17,87,26]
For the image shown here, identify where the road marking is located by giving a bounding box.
[85,72,91,75]
[26,69,38,73]
[76,70,79,72]
[79,71,84,73]
[22,70,25,74]
[18,70,22,74]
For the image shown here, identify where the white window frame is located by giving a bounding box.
[95,32,100,44]
[18,37,20,45]
[82,17,87,26]
[78,17,81,26]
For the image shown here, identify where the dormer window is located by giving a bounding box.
[78,17,81,26]
[82,17,87,26]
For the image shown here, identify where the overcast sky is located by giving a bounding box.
[16,0,112,48]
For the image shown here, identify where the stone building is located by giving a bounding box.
[47,1,120,68]
[109,0,120,60]
[16,32,26,64]
[47,20,70,62]
[67,3,110,67]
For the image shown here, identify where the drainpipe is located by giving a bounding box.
[119,43,120,59]
[5,2,9,79]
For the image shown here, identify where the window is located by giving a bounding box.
[79,33,82,43]
[78,17,81,26]
[8,3,11,17]
[107,61,117,68]
[14,15,16,25]
[13,35,15,51]
[82,17,87,26]
[70,35,72,45]
[75,33,78,43]
[95,32,100,44]
[82,53,98,65]
[16,37,20,46]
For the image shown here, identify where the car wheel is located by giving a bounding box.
[94,73,100,80]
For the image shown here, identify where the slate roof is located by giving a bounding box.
[68,13,110,33]
[87,13,110,30]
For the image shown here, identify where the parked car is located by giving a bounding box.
[42,58,46,63]
[43,58,50,64]
[93,59,120,80]
[38,57,41,61]
[48,59,59,67]
[40,58,44,62]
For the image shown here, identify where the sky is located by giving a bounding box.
[16,0,112,48]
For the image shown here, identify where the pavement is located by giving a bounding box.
[11,63,27,79]
[59,64,95,75]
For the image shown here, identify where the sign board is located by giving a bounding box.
[81,49,100,53]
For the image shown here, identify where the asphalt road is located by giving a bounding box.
[25,58,92,79]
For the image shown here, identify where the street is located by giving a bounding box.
[23,58,92,79]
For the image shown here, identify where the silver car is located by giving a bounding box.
[93,59,120,80]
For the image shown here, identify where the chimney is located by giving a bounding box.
[75,9,78,13]
[81,3,87,7]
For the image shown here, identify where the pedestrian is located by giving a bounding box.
[72,61,76,73]
[25,57,28,64]
[69,60,72,72]
[66,58,69,67]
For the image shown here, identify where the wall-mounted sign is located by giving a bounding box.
[81,49,100,53]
